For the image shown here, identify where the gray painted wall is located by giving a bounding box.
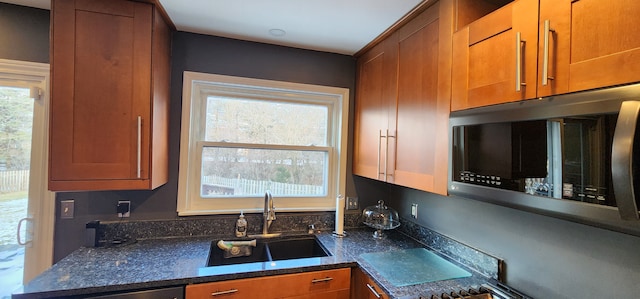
[0,3,49,63]
[3,4,639,298]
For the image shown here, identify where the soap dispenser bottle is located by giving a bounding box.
[235,211,247,237]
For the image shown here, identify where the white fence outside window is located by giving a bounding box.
[0,170,29,193]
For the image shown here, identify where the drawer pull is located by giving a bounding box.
[366,283,382,298]
[311,277,334,283]
[211,289,238,296]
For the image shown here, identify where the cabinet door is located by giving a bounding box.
[535,0,570,97]
[393,2,452,195]
[285,289,350,299]
[353,37,397,181]
[451,0,538,110]
[186,268,350,299]
[49,0,165,190]
[351,267,389,299]
[542,0,640,93]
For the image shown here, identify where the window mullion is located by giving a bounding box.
[198,141,330,152]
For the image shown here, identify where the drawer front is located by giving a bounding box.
[186,268,350,298]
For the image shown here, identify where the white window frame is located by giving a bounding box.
[0,58,54,283]
[177,72,349,215]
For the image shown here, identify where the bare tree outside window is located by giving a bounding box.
[0,87,33,171]
[201,97,329,197]
[205,97,327,146]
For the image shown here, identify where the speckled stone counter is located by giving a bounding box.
[14,226,498,299]
[316,230,494,298]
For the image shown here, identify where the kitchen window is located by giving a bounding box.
[178,72,349,215]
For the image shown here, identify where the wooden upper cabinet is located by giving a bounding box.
[451,0,538,110]
[49,0,171,191]
[453,0,640,111]
[393,1,452,194]
[353,34,398,182]
[540,0,640,95]
[354,0,452,195]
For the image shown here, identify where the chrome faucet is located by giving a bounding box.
[263,191,276,235]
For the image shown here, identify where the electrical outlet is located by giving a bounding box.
[346,197,359,210]
[411,203,418,219]
[61,200,74,219]
[117,201,131,218]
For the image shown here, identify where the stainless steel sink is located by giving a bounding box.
[266,237,328,261]
[207,240,270,266]
[206,236,329,266]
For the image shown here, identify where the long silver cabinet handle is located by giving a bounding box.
[612,101,640,220]
[311,277,334,283]
[210,289,238,296]
[137,116,142,179]
[542,20,555,86]
[366,283,382,298]
[377,130,384,180]
[383,129,389,180]
[515,32,526,92]
[386,130,395,179]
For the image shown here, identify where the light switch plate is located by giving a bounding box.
[61,200,74,219]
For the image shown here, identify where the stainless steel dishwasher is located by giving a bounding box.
[86,286,184,299]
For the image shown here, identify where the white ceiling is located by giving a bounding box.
[2,0,424,55]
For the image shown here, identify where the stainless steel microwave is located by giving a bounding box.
[449,84,640,236]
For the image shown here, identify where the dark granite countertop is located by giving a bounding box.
[13,228,491,299]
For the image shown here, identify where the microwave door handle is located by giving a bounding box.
[612,100,640,220]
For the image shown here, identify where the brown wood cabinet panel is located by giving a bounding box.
[353,36,398,181]
[186,268,350,299]
[454,0,503,30]
[556,0,640,92]
[288,289,350,299]
[451,0,538,111]
[354,1,453,195]
[350,267,389,299]
[393,1,452,194]
[149,6,171,188]
[454,0,640,110]
[535,0,571,97]
[49,0,170,191]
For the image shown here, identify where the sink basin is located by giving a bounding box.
[266,237,329,261]
[206,236,329,267]
[207,240,270,266]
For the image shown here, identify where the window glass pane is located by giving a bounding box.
[205,96,328,146]
[201,147,327,197]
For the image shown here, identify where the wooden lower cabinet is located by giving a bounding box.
[351,267,389,299]
[185,268,350,299]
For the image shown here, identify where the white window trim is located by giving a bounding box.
[0,58,54,283]
[177,71,349,215]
